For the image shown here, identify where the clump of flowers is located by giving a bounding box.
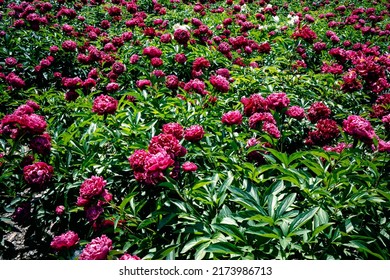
[241,94,269,117]
[306,119,340,146]
[266,92,290,111]
[78,235,112,260]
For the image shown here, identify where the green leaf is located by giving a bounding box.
[181,237,211,254]
[288,207,319,236]
[275,193,296,219]
[211,223,245,242]
[204,242,242,255]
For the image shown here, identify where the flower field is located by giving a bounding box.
[0,0,389,260]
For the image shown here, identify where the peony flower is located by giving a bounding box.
[29,133,51,155]
[112,62,126,74]
[148,133,184,158]
[184,125,205,142]
[119,253,141,260]
[92,94,118,115]
[79,235,112,260]
[142,46,162,58]
[307,102,331,123]
[210,75,230,93]
[182,161,197,172]
[266,92,290,111]
[241,94,269,117]
[262,122,281,138]
[55,205,65,215]
[343,115,376,143]
[23,162,53,188]
[128,150,149,172]
[79,176,106,199]
[286,106,305,120]
[174,28,191,45]
[136,79,152,89]
[61,40,77,52]
[162,123,184,140]
[249,112,276,129]
[50,231,79,251]
[221,110,243,125]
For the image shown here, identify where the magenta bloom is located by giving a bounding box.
[241,94,269,117]
[307,102,331,123]
[266,92,290,111]
[148,133,184,158]
[79,176,106,199]
[5,57,18,67]
[184,125,205,142]
[174,28,191,45]
[262,122,281,138]
[182,162,197,172]
[286,106,305,120]
[306,119,340,146]
[343,115,376,143]
[222,110,243,125]
[249,112,276,129]
[144,151,175,173]
[79,235,112,260]
[119,253,141,260]
[162,122,184,140]
[92,94,118,115]
[210,75,230,93]
[128,149,149,172]
[136,79,152,89]
[61,40,77,52]
[55,205,65,216]
[323,142,352,153]
[29,133,51,155]
[142,46,162,58]
[23,162,53,188]
[165,75,179,90]
[112,62,126,74]
[50,231,79,251]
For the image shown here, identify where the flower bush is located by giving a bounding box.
[0,0,389,260]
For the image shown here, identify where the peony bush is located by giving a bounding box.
[0,0,389,260]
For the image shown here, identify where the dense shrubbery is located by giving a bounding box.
[0,0,389,260]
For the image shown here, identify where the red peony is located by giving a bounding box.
[343,115,376,143]
[182,161,197,172]
[286,106,305,120]
[119,253,141,260]
[174,28,191,45]
[307,102,331,123]
[79,176,106,200]
[92,94,118,115]
[61,40,77,52]
[210,75,230,93]
[266,92,290,111]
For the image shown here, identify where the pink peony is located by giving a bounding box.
[241,94,269,117]
[136,79,152,89]
[182,162,197,172]
[323,142,352,153]
[221,110,243,125]
[174,53,187,64]
[119,253,141,260]
[184,125,205,142]
[266,92,290,111]
[286,106,305,120]
[23,161,53,187]
[50,231,79,250]
[55,205,65,215]
[165,75,179,90]
[262,122,281,138]
[343,115,376,143]
[79,176,106,199]
[306,119,340,146]
[162,123,184,140]
[148,133,184,158]
[307,102,331,123]
[249,112,276,129]
[61,40,77,52]
[128,150,149,172]
[112,62,126,74]
[92,94,118,115]
[79,235,112,260]
[142,46,162,58]
[174,28,191,45]
[210,75,230,93]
